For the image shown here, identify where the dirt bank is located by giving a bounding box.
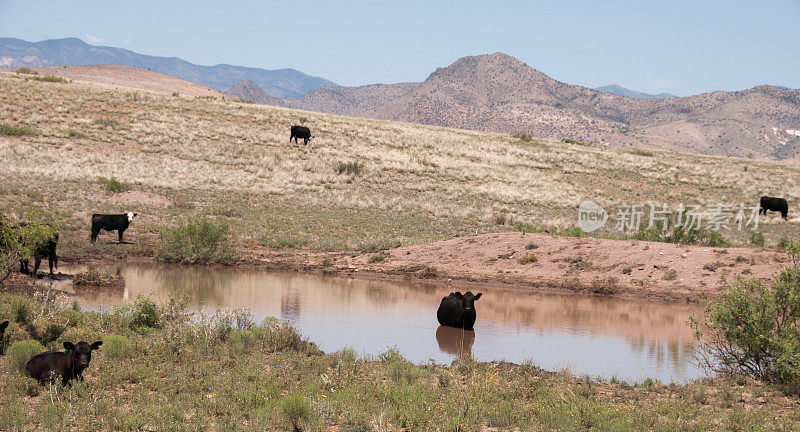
[338,232,789,302]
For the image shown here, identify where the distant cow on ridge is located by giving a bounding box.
[290,125,312,145]
[91,212,137,244]
[437,291,482,331]
[759,196,788,220]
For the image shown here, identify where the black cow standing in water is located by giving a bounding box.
[26,341,102,386]
[437,291,483,331]
[289,125,312,145]
[759,196,789,220]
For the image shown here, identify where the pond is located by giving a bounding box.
[60,263,704,382]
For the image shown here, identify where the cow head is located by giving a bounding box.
[64,341,102,368]
[126,212,138,222]
[453,291,482,311]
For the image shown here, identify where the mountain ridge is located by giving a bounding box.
[0,37,336,98]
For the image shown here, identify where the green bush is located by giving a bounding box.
[97,176,132,193]
[103,334,131,359]
[518,253,538,264]
[15,67,38,75]
[368,252,386,263]
[131,297,163,329]
[0,123,37,136]
[750,232,765,248]
[662,269,677,280]
[335,161,363,175]
[30,75,68,83]
[5,340,44,373]
[10,299,32,324]
[690,263,800,392]
[281,394,310,431]
[155,216,237,265]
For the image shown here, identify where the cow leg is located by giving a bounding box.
[19,260,28,275]
[118,228,126,244]
[48,255,54,277]
[33,257,41,278]
[91,228,99,243]
[304,138,308,145]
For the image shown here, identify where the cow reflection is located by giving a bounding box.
[435,325,475,358]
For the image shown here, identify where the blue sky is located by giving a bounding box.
[1,0,798,95]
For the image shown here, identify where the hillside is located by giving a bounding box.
[8,65,237,99]
[367,53,800,160]
[225,80,287,106]
[288,82,419,115]
[594,84,676,99]
[1,70,798,264]
[0,37,336,97]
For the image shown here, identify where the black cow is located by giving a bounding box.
[759,197,789,220]
[289,125,312,145]
[0,321,7,354]
[91,212,137,243]
[12,222,59,278]
[26,341,102,386]
[437,291,483,331]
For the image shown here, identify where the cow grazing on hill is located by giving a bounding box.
[759,196,788,220]
[290,125,312,145]
[26,341,102,386]
[91,212,137,244]
[437,291,483,331]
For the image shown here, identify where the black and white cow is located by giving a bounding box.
[91,212,137,244]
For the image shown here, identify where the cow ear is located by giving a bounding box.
[63,342,75,351]
[454,292,463,298]
[474,293,482,300]
[91,341,103,350]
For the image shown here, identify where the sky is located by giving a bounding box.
[1,0,798,96]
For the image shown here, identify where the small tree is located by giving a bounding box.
[0,214,58,283]
[690,245,800,392]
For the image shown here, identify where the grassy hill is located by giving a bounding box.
[0,70,798,262]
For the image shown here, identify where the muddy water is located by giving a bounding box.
[62,263,704,382]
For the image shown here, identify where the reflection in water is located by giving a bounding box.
[436,326,475,358]
[62,263,705,382]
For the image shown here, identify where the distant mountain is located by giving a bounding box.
[594,84,676,99]
[225,80,287,106]
[0,37,336,98]
[365,53,800,160]
[288,82,419,115]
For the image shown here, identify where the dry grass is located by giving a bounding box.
[0,71,798,257]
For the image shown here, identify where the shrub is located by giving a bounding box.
[633,222,730,248]
[518,253,538,264]
[703,261,724,272]
[335,161,363,175]
[97,176,132,193]
[512,133,532,142]
[93,118,119,128]
[0,123,37,136]
[103,334,131,359]
[662,269,677,280]
[368,252,386,263]
[394,264,443,279]
[561,138,589,146]
[750,232,765,248]
[690,263,800,392]
[31,75,68,83]
[131,296,163,329]
[10,299,32,324]
[525,242,539,250]
[281,394,311,432]
[155,216,237,265]
[5,340,44,373]
[15,67,38,75]
[622,266,632,275]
